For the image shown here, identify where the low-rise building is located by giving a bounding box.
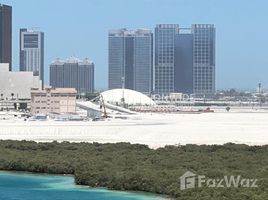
[31,88,77,115]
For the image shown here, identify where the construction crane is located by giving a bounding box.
[99,94,108,118]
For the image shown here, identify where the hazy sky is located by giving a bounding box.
[2,0,268,90]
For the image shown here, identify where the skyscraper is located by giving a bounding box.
[0,4,12,70]
[108,29,153,94]
[155,24,179,94]
[155,24,215,95]
[20,28,44,84]
[134,29,154,94]
[50,57,94,93]
[192,24,215,94]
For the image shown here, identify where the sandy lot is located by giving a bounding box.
[0,108,268,148]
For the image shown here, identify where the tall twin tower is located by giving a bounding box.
[109,29,153,94]
[108,24,215,95]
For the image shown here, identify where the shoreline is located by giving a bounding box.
[0,170,169,199]
[0,140,267,199]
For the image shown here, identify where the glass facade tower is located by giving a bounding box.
[192,24,215,94]
[20,28,44,85]
[155,24,179,94]
[108,29,153,94]
[155,24,215,95]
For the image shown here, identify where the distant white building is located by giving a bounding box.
[101,89,156,106]
[0,63,41,100]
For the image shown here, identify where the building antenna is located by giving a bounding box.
[121,77,125,107]
[258,83,262,94]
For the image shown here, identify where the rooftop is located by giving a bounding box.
[31,88,77,94]
[109,28,152,36]
[51,56,94,65]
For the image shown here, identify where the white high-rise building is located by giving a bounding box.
[19,28,44,85]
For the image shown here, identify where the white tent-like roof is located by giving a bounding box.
[101,89,156,106]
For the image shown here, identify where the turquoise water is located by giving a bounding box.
[0,171,164,200]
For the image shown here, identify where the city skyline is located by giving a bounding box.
[1,0,268,90]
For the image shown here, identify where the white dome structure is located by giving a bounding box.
[101,89,156,106]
